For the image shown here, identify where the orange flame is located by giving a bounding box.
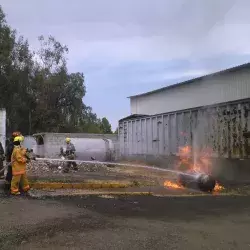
[177,145,213,175]
[214,182,224,192]
[164,180,184,189]
[174,143,225,193]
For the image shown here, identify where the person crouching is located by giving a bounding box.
[11,136,30,195]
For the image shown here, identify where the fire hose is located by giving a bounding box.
[0,162,10,174]
[34,157,216,192]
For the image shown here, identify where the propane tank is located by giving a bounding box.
[178,172,216,192]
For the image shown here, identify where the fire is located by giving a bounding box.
[179,145,191,157]
[177,145,213,175]
[214,182,224,192]
[192,164,202,173]
[164,180,184,189]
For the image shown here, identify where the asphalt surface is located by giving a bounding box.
[1,193,250,249]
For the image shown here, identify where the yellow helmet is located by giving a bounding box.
[65,137,71,143]
[14,135,24,142]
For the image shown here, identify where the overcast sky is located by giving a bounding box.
[1,0,250,129]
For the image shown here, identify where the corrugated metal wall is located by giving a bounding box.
[119,99,250,159]
[130,68,250,115]
[0,109,6,150]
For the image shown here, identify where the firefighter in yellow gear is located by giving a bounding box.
[10,136,30,195]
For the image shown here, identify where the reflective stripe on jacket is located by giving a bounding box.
[11,146,27,176]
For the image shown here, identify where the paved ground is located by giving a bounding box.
[1,193,250,249]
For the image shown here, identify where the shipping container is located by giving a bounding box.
[118,99,250,159]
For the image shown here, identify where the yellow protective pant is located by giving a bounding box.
[11,173,30,194]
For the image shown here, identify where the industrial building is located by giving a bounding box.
[118,63,250,162]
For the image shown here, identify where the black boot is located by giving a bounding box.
[72,162,78,171]
[4,181,11,194]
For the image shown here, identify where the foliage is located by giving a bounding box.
[100,117,112,134]
[0,6,113,135]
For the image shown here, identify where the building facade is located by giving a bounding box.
[119,63,250,161]
[129,63,250,116]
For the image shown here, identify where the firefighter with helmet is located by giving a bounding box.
[5,132,21,190]
[10,135,30,195]
[60,137,78,173]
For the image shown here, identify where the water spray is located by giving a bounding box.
[35,157,194,176]
[34,157,217,192]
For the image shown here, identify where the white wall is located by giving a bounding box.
[0,109,6,150]
[34,133,116,161]
[23,136,37,149]
[130,68,250,115]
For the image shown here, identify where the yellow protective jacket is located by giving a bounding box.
[11,146,27,176]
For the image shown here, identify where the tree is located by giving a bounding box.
[31,35,70,132]
[0,8,35,134]
[0,5,113,136]
[100,117,112,134]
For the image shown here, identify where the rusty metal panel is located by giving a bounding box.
[119,99,250,159]
[163,115,170,155]
[141,119,146,154]
[151,117,156,154]
[169,114,177,154]
[146,118,152,154]
[118,122,124,156]
[132,121,136,154]
[158,116,164,155]
[128,121,133,155]
[135,119,141,154]
[123,121,128,156]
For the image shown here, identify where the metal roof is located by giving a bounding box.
[32,132,117,140]
[119,114,148,122]
[128,62,250,98]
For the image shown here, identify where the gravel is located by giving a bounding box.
[27,159,114,176]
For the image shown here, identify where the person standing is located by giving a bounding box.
[10,136,30,195]
[63,138,78,173]
[5,132,21,190]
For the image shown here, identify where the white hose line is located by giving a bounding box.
[35,157,194,177]
[0,162,10,174]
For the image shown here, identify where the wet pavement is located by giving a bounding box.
[1,193,250,249]
[26,185,204,199]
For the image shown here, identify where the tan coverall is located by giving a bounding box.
[11,146,30,195]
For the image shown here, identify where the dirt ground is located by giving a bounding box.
[1,193,250,249]
[27,163,177,187]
